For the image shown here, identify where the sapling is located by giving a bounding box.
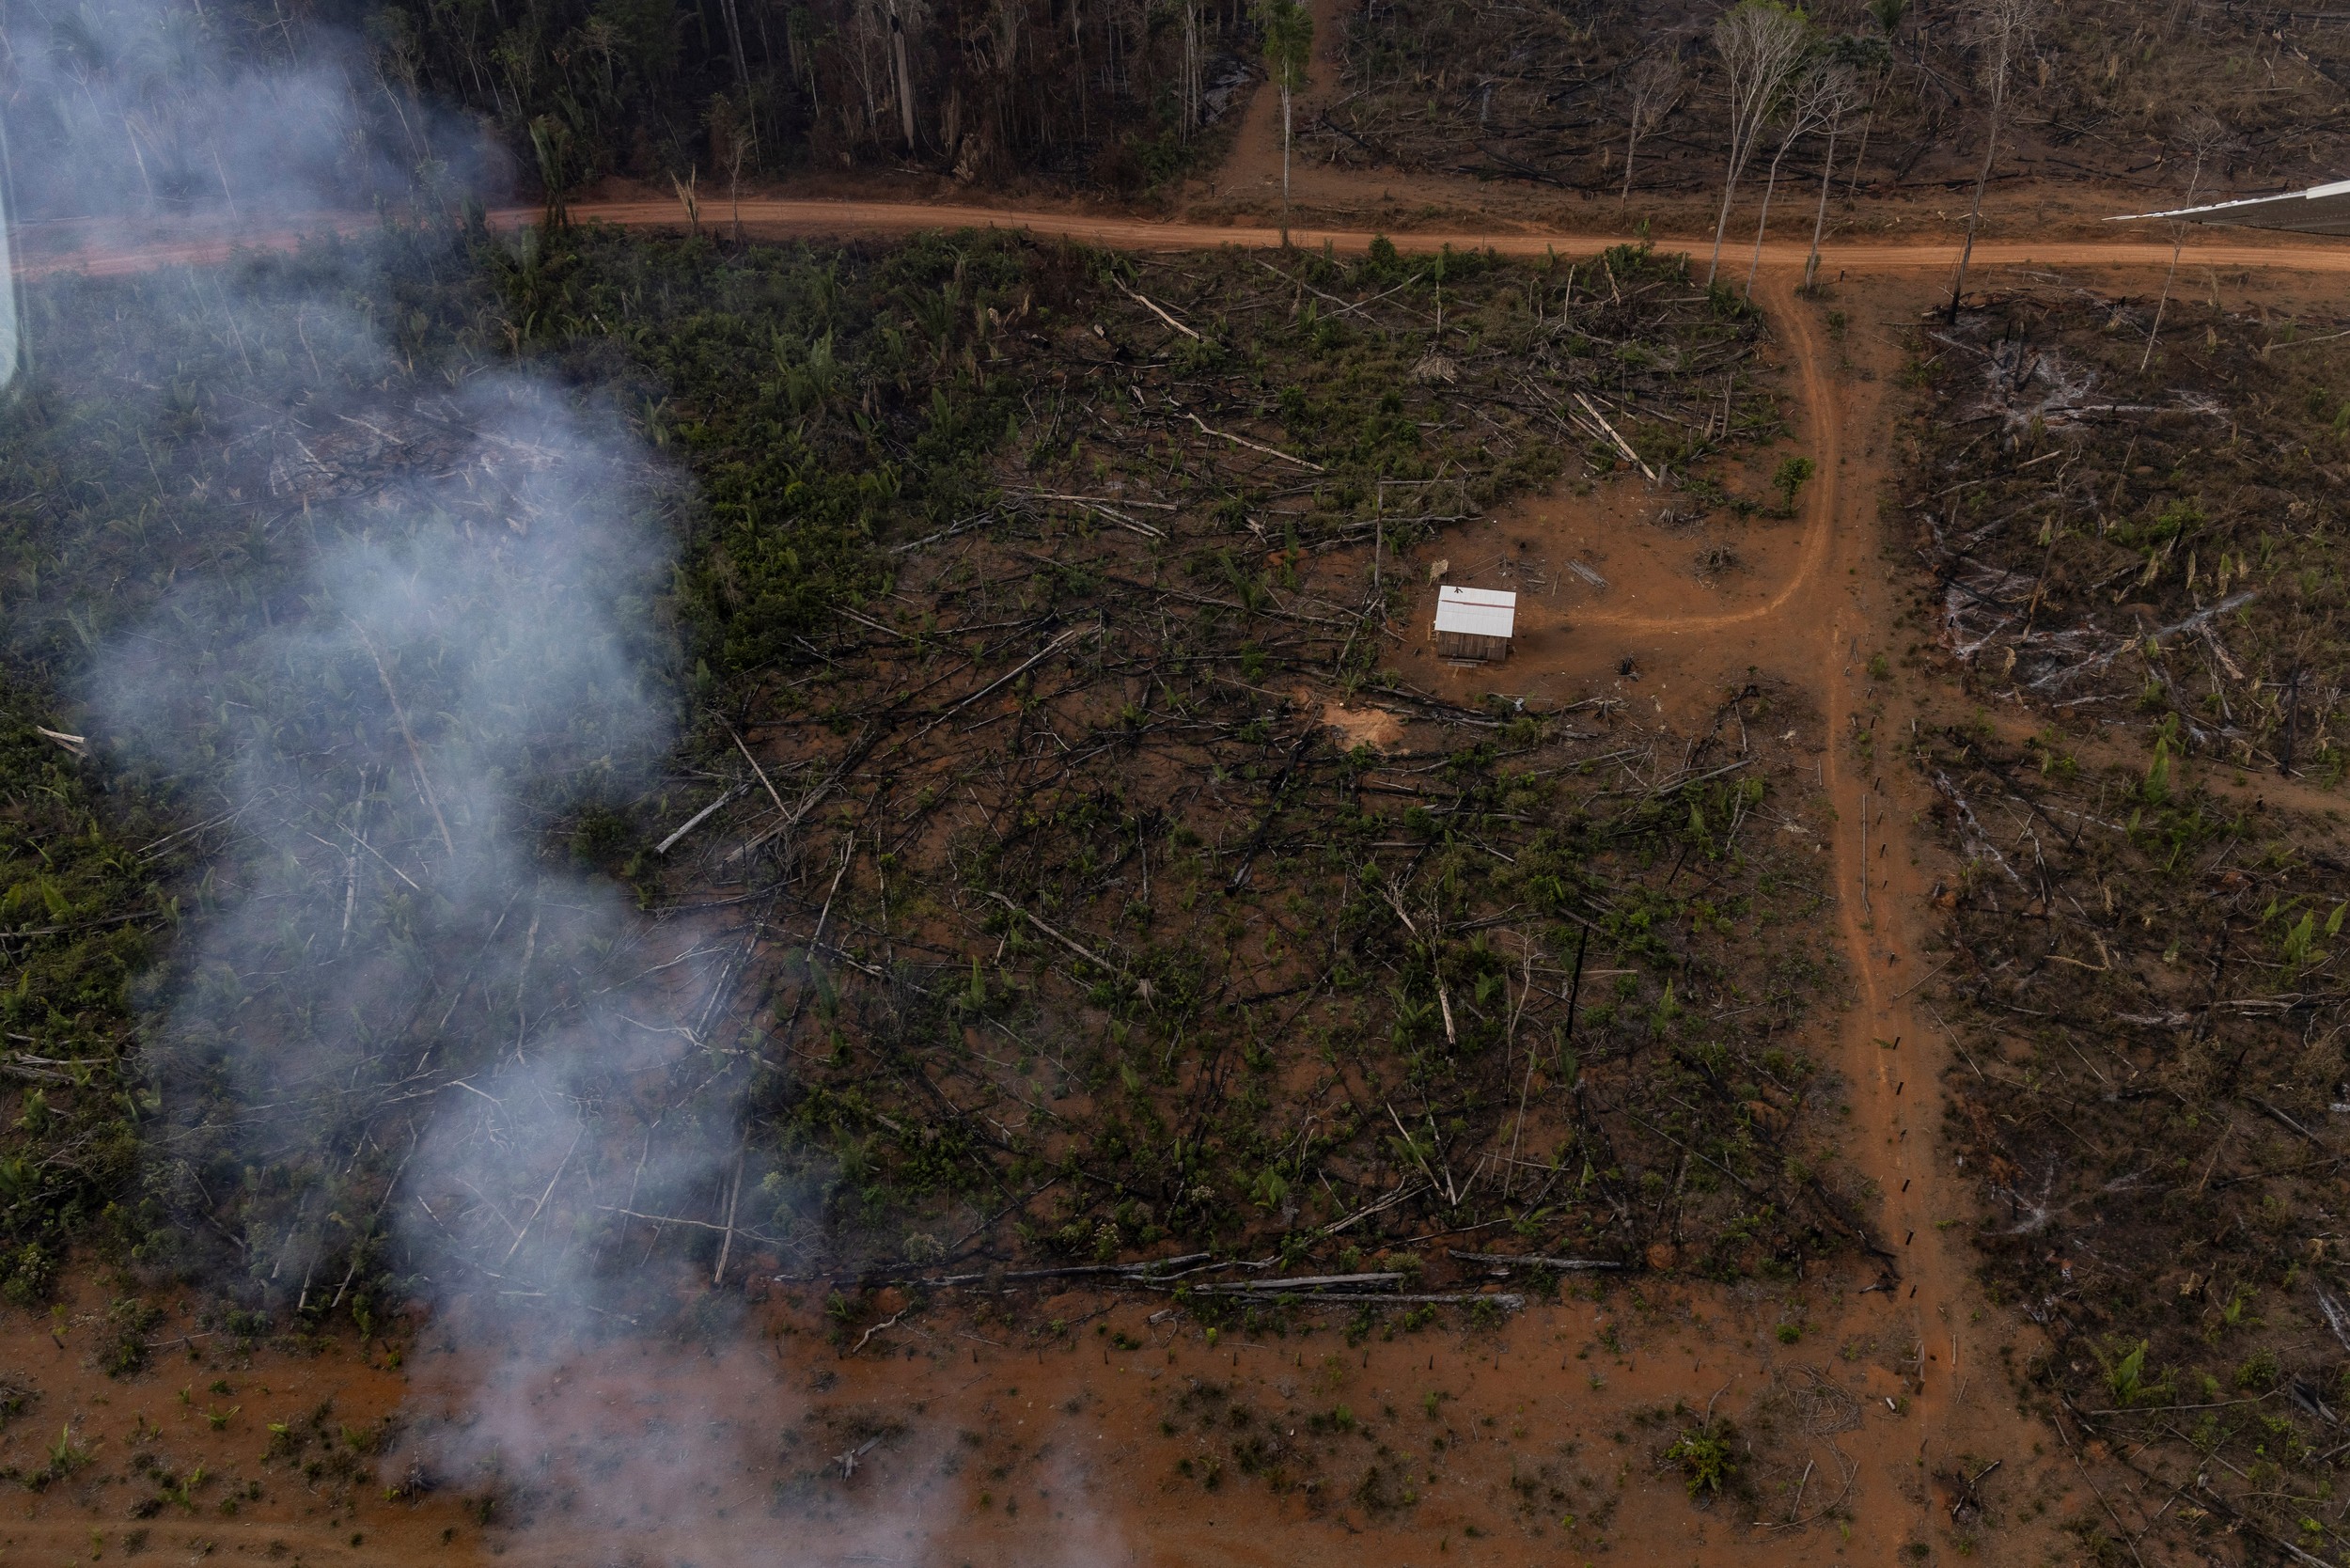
[1772,455,1816,514]
[2141,113,2234,370]
[1665,1418,1736,1495]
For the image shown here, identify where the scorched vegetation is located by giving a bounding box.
[0,219,1870,1349]
[1316,0,2350,207]
[1901,288,2350,1563]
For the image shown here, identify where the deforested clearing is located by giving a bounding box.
[0,224,1881,1547]
[1899,281,2350,1562]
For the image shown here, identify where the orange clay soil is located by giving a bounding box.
[19,135,2350,283]
[0,1248,2034,1568]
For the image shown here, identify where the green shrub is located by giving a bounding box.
[1665,1419,1737,1497]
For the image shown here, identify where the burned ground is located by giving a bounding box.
[1907,287,2350,772]
[1313,0,2350,203]
[633,234,1874,1300]
[1901,289,2350,1561]
[0,224,1884,1357]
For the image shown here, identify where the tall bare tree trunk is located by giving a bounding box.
[1262,0,1312,247]
[1183,0,1201,136]
[1805,119,1841,290]
[1707,144,1747,288]
[1745,132,1795,297]
[1073,1,1089,143]
[1281,84,1292,245]
[1803,70,1861,289]
[1947,70,2004,321]
[1948,0,2041,322]
[1847,68,1887,195]
[888,0,917,153]
[717,0,751,87]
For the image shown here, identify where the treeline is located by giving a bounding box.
[11,0,2349,227]
[356,0,1262,193]
[0,0,1264,227]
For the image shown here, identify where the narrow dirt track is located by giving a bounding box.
[1771,272,1984,1555]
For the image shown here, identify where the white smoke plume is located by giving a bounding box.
[3,0,858,1541]
[4,0,504,239]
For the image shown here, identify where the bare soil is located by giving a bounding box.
[2,1257,2035,1566]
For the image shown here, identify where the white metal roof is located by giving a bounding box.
[1434,585,1517,639]
[2113,177,2350,236]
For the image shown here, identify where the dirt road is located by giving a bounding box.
[22,193,2350,280]
[1766,271,1995,1561]
[17,60,2350,1568]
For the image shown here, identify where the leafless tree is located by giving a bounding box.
[1803,65,1865,289]
[1746,62,1847,296]
[2140,113,2236,369]
[1845,18,1899,195]
[1181,0,1204,136]
[1946,0,2044,321]
[886,0,920,154]
[1707,0,1810,288]
[1619,52,1685,204]
[728,136,748,241]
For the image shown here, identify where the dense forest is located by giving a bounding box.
[361,0,1270,192]
[14,0,2350,234]
[0,0,1264,219]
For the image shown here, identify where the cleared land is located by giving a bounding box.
[1900,280,2350,1563]
[16,8,2350,1564]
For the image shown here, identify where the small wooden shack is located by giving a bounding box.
[1434,586,1517,662]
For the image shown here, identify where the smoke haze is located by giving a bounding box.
[5,0,503,231]
[0,0,871,1546]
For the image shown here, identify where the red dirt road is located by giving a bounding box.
[21,194,2350,281]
